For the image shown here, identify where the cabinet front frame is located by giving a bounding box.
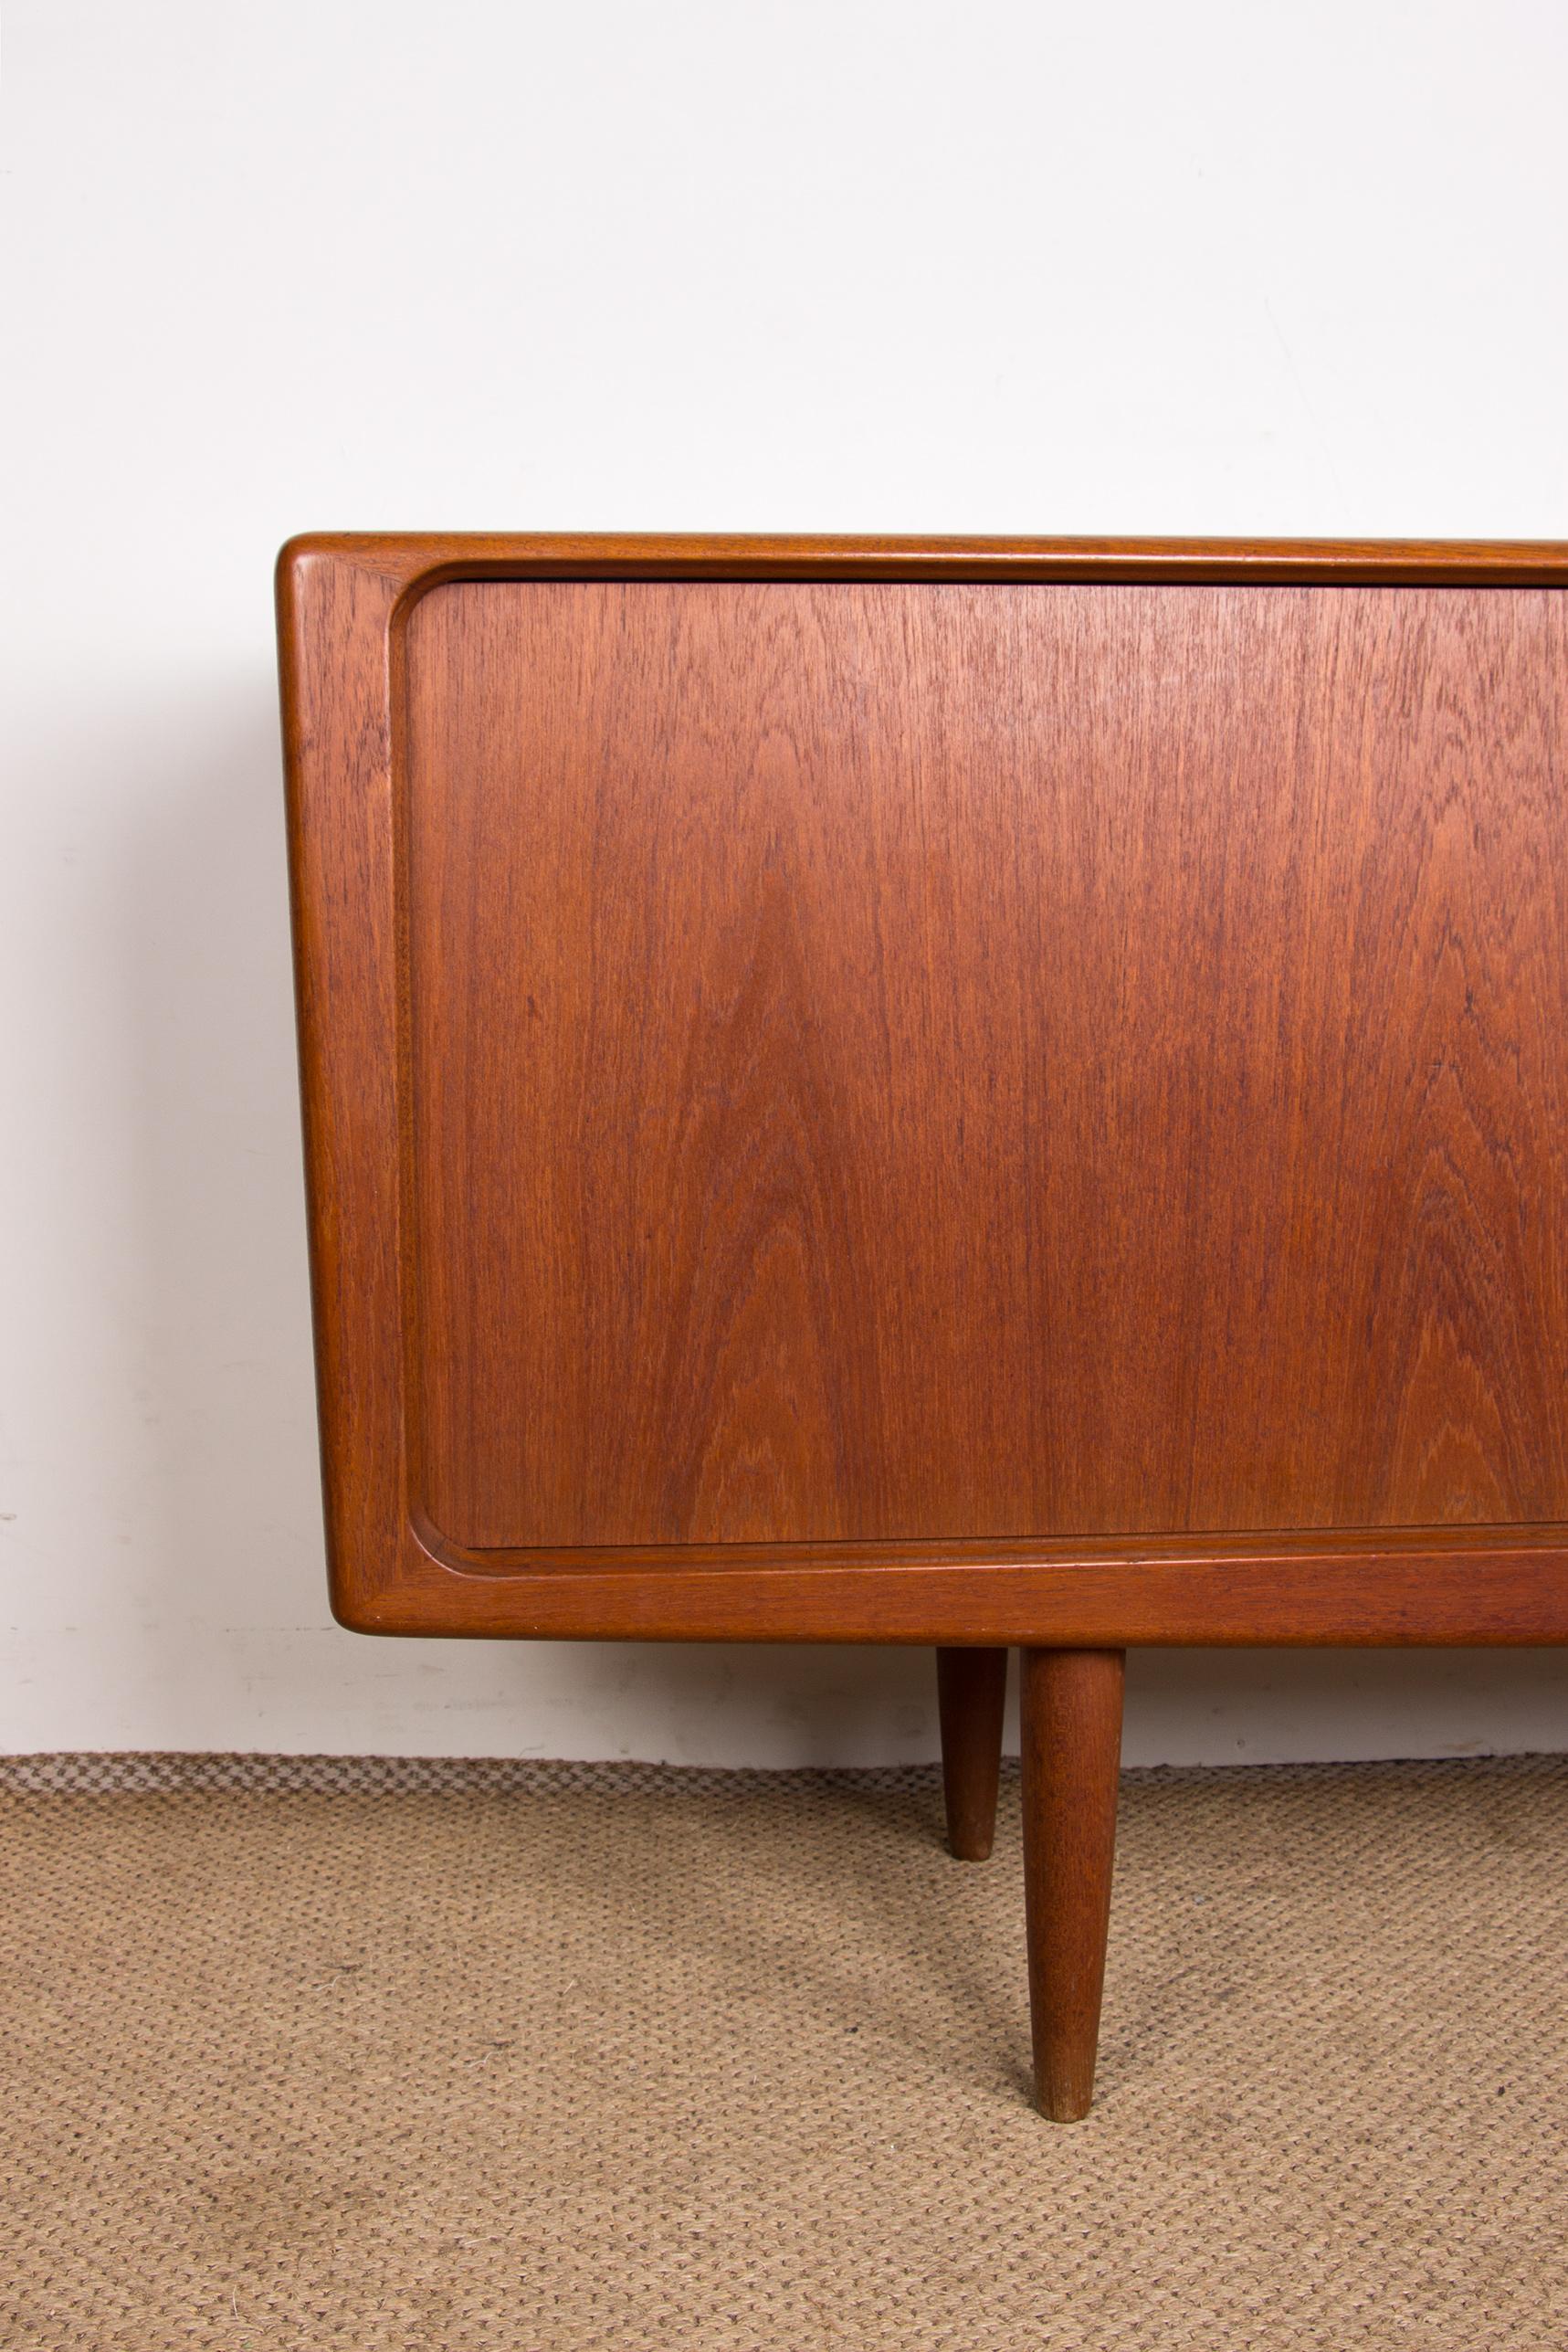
[279,533,1568,1642]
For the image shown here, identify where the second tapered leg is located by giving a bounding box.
[1019,1646,1125,2121]
[935,1646,1008,1860]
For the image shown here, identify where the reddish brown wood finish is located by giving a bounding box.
[407,577,1568,1550]
[1020,1648,1126,2120]
[277,533,1568,1646]
[935,1648,1008,1861]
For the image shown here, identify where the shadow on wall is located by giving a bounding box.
[100,674,1568,1763]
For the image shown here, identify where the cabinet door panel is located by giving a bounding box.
[403,578,1568,1552]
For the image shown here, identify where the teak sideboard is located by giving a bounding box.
[279,534,1568,2119]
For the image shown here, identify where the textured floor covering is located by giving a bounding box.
[2,1752,1566,2351]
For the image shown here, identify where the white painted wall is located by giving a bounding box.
[5,0,1567,1764]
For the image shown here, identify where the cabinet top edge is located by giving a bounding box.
[276,532,1568,593]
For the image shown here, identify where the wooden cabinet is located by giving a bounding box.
[279,535,1568,2116]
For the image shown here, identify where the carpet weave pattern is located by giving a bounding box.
[3,1754,1565,2349]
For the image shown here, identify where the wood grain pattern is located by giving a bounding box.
[276,533,1568,1643]
[405,578,1568,1551]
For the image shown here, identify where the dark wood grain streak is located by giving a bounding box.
[277,533,1568,1646]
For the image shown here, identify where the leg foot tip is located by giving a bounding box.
[1036,2085,1096,2123]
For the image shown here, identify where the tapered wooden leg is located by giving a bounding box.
[935,1646,1008,1860]
[1020,1647,1125,2121]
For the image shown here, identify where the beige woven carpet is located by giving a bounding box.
[4,1755,1566,2351]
